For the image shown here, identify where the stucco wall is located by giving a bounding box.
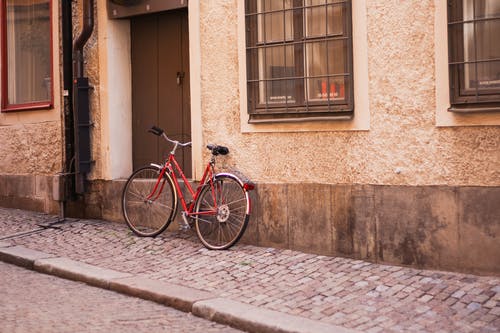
[0,0,63,177]
[198,0,500,187]
[0,122,61,175]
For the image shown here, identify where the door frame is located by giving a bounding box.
[97,1,202,180]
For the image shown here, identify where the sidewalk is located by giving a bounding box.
[0,207,498,333]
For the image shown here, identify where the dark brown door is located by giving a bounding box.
[131,9,191,177]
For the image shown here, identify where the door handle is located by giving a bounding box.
[176,72,185,85]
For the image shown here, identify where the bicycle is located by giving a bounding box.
[121,126,254,250]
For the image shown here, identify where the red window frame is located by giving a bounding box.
[1,0,54,112]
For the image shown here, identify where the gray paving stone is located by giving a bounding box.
[0,207,499,333]
[1,262,242,333]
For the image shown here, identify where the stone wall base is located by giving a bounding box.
[0,175,59,214]
[1,175,498,276]
[245,183,499,276]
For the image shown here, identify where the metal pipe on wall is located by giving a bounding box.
[73,0,94,79]
[72,0,95,194]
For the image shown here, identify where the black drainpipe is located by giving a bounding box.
[61,0,75,202]
[72,0,95,194]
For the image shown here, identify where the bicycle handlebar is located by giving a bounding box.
[148,126,192,147]
[149,125,230,156]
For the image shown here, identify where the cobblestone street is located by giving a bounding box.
[0,262,242,332]
[1,208,499,333]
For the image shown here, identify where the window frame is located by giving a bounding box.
[1,0,54,112]
[245,0,354,123]
[447,0,500,113]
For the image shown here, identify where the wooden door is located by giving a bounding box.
[131,9,191,177]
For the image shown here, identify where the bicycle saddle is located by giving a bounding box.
[207,144,229,156]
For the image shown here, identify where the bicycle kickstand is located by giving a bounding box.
[179,211,192,231]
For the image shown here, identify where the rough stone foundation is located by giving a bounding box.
[1,176,498,276]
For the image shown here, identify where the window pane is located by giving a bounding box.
[465,61,500,91]
[306,41,346,76]
[462,0,474,21]
[259,46,295,79]
[5,0,51,105]
[306,2,343,37]
[476,20,500,60]
[448,24,464,63]
[246,48,259,80]
[306,77,346,101]
[258,45,295,104]
[264,79,297,105]
[460,0,500,20]
[305,40,346,101]
[462,20,500,62]
[257,0,293,43]
[463,22,476,62]
[474,0,500,19]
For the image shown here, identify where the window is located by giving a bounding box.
[1,0,53,111]
[448,0,500,112]
[245,0,353,123]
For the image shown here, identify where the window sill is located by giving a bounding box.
[448,106,500,113]
[248,114,353,124]
[1,102,53,112]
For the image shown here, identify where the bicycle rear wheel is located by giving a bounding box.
[194,174,250,250]
[122,166,177,237]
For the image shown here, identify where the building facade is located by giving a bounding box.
[1,0,499,275]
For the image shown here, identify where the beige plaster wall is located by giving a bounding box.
[0,0,63,176]
[199,0,500,187]
[0,121,61,175]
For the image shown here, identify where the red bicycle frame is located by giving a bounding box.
[147,152,219,218]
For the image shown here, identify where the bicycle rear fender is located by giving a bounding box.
[215,172,253,215]
[219,171,255,191]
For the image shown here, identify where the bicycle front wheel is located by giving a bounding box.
[122,166,177,237]
[194,174,250,250]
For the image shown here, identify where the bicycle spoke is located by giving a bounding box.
[194,175,249,250]
[126,189,146,201]
[122,166,176,237]
[195,216,216,225]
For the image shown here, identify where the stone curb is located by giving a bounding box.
[34,257,133,290]
[109,276,215,313]
[193,298,359,333]
[0,245,360,333]
[0,241,11,248]
[0,245,56,269]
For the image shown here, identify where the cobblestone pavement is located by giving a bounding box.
[1,207,499,333]
[0,261,242,333]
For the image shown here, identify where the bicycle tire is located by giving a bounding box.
[194,173,250,250]
[122,165,177,237]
